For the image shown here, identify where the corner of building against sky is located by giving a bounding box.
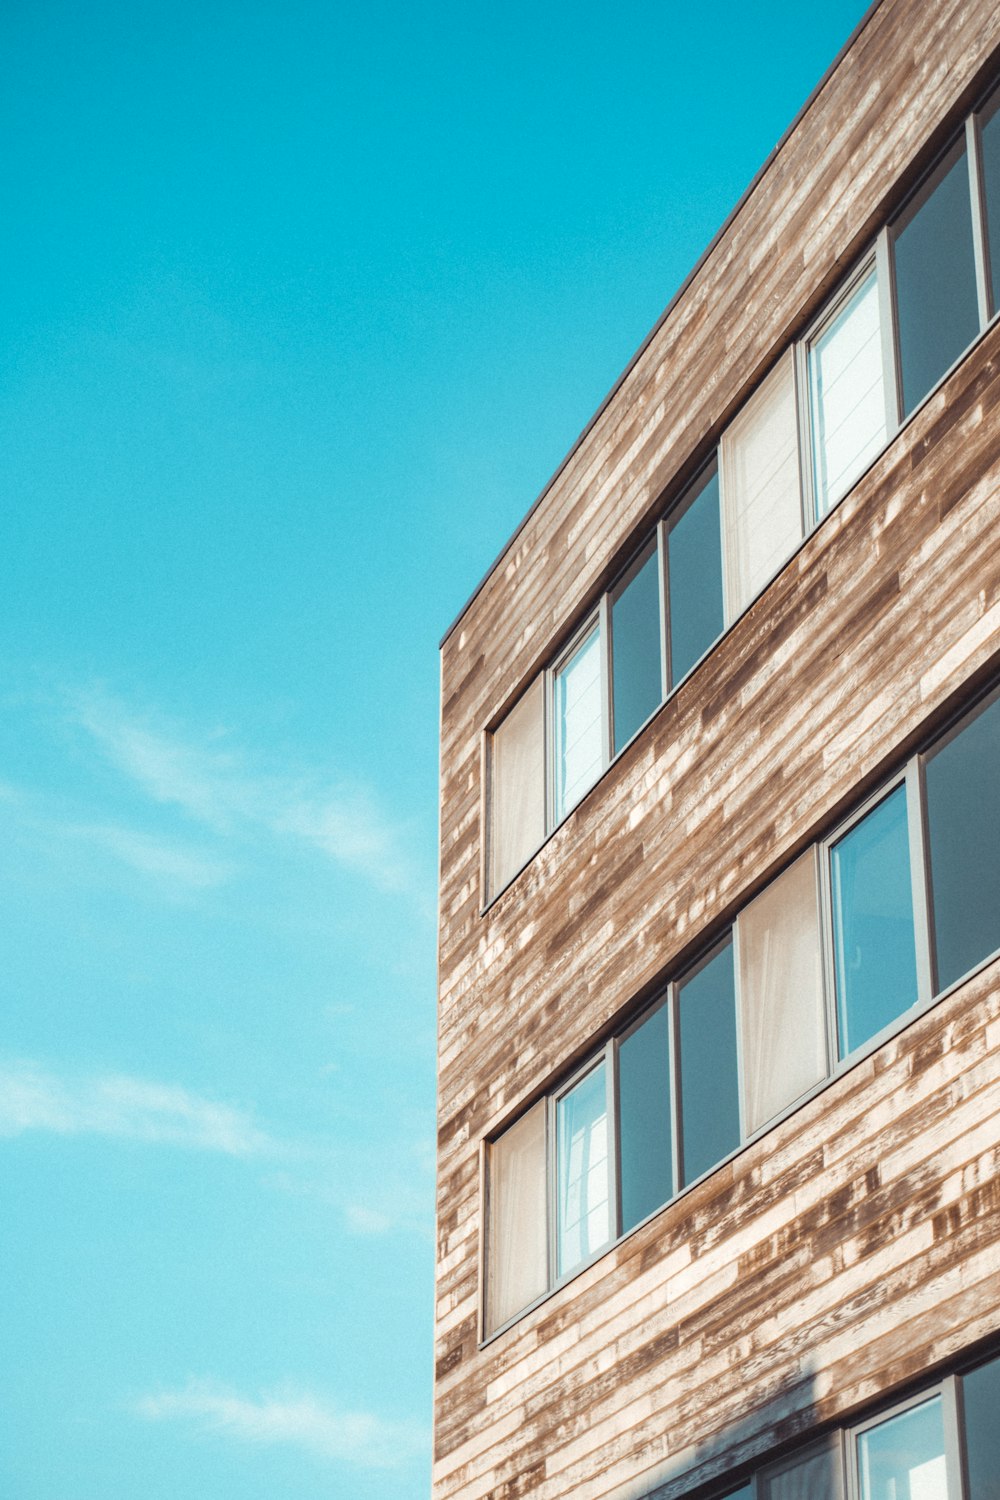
[0,1,873,1495]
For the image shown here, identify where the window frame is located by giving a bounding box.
[799,251,897,521]
[660,456,727,694]
[613,992,676,1238]
[886,128,985,420]
[547,607,609,828]
[845,1380,964,1500]
[482,676,1000,1340]
[682,1352,1000,1500]
[607,531,665,758]
[484,83,1000,913]
[973,79,1000,322]
[917,677,1000,999]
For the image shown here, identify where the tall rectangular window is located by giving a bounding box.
[893,137,980,416]
[925,692,1000,991]
[720,350,803,621]
[980,87,1000,317]
[855,1397,948,1500]
[486,1101,548,1333]
[809,267,888,513]
[830,785,919,1057]
[760,1439,842,1500]
[737,850,827,1136]
[553,620,604,823]
[556,1061,610,1278]
[665,464,725,686]
[610,540,662,754]
[617,1004,672,1235]
[488,676,545,898]
[962,1354,1000,1500]
[677,941,740,1188]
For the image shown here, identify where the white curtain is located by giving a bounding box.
[809,269,886,513]
[738,849,828,1135]
[487,1100,547,1332]
[490,675,545,898]
[720,348,803,621]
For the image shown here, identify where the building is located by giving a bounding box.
[434,2,1000,1496]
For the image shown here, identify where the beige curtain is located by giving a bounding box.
[720,348,803,621]
[738,849,828,1136]
[760,1439,840,1500]
[486,1100,547,1332]
[489,676,545,899]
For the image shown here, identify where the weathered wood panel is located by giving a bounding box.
[435,1,1000,1496]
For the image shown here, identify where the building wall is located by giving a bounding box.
[435,1,1000,1495]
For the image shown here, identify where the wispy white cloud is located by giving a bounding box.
[71,688,419,893]
[133,1379,429,1469]
[69,822,235,891]
[0,1059,276,1157]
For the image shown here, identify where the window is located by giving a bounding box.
[979,86,1000,317]
[829,783,921,1057]
[487,88,1000,901]
[664,462,725,685]
[617,1002,673,1236]
[553,619,605,824]
[555,1060,611,1278]
[891,136,981,417]
[807,265,889,514]
[855,1396,948,1500]
[961,1351,1000,1500]
[485,1100,548,1333]
[759,1438,841,1500]
[737,850,827,1137]
[485,684,1000,1332]
[677,939,740,1188]
[923,687,1000,992]
[655,1357,1000,1500]
[720,350,804,621]
[610,538,663,754]
[488,675,546,899]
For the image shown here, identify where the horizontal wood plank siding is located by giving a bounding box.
[435,1,1000,1496]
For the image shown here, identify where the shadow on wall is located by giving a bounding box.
[633,1355,823,1500]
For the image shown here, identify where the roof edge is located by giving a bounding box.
[438,0,885,651]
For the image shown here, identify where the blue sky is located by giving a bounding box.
[1,2,872,1494]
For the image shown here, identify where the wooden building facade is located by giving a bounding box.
[435,2,1000,1496]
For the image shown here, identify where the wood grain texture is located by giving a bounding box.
[436,1,1000,1495]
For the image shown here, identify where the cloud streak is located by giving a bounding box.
[134,1380,429,1468]
[0,1059,275,1156]
[70,821,235,891]
[72,688,418,893]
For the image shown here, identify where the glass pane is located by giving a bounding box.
[487,1101,548,1331]
[720,350,803,621]
[925,694,1000,990]
[611,543,662,753]
[618,1005,672,1234]
[554,622,604,822]
[982,91,1000,316]
[667,465,725,685]
[677,942,740,1187]
[857,1397,947,1500]
[810,269,887,513]
[894,139,980,416]
[738,850,828,1135]
[831,785,919,1056]
[490,676,546,898]
[556,1061,610,1278]
[761,1438,841,1500]
[963,1353,1000,1500]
